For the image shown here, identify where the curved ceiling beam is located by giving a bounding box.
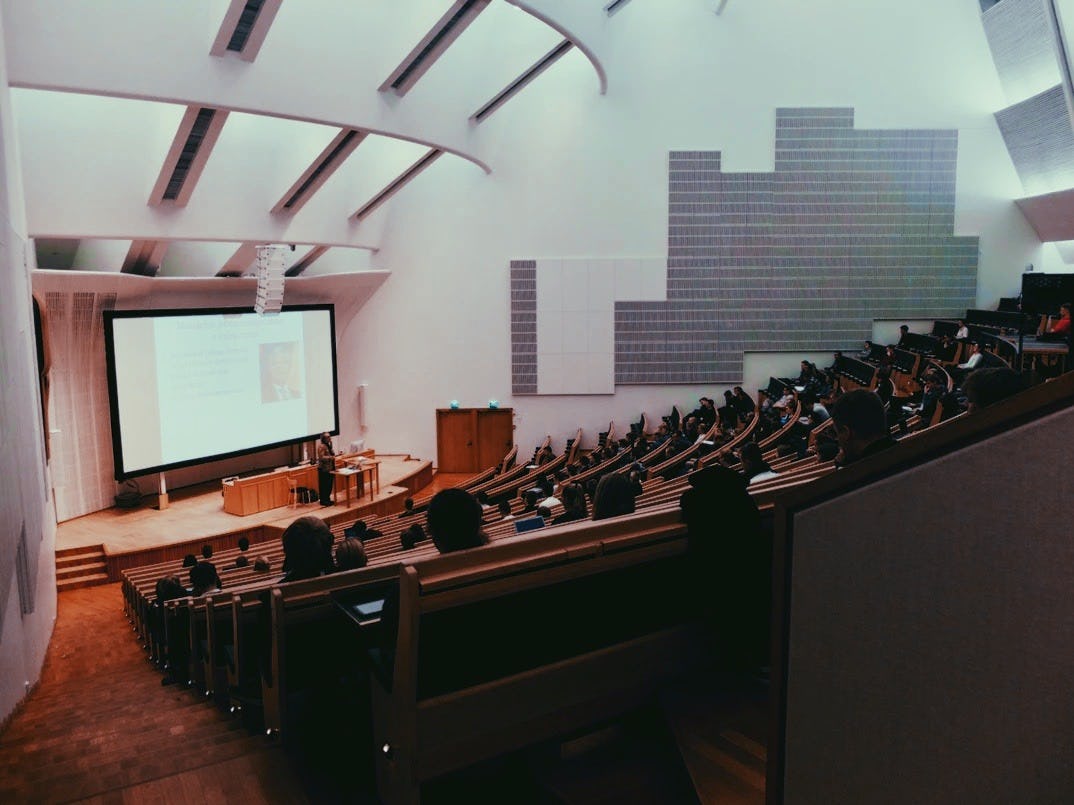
[8,80,492,177]
[504,0,609,95]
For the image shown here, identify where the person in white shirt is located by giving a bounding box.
[955,319,970,340]
[953,341,983,385]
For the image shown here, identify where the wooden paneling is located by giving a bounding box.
[476,409,514,470]
[436,408,513,473]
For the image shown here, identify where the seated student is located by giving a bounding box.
[536,478,561,509]
[334,537,368,571]
[690,397,717,430]
[829,389,896,467]
[858,340,875,360]
[400,523,425,550]
[497,499,515,520]
[182,553,197,569]
[731,386,756,418]
[961,367,1025,412]
[397,497,416,518]
[897,324,911,347]
[1038,302,1071,342]
[652,422,671,446]
[773,387,796,412]
[280,516,335,583]
[679,465,769,673]
[427,488,488,553]
[234,536,251,568]
[739,441,779,484]
[955,319,970,340]
[914,370,947,424]
[189,561,221,597]
[155,574,188,602]
[591,473,637,520]
[952,341,984,384]
[475,490,491,510]
[551,483,588,524]
[534,445,555,466]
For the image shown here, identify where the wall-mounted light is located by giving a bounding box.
[450,400,460,410]
[488,399,499,409]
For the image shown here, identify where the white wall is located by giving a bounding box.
[0,5,58,726]
[340,0,1044,463]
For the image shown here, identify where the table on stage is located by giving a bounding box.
[332,460,380,507]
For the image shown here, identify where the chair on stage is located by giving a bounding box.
[286,474,303,509]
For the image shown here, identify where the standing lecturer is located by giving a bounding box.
[316,432,335,507]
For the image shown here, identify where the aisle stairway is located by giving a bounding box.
[0,583,307,803]
[55,545,109,591]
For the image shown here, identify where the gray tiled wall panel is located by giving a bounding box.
[511,109,978,392]
[994,84,1074,193]
[509,260,538,394]
[982,0,1059,103]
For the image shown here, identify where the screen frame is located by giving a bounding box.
[104,303,339,481]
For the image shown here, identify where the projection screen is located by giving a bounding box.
[104,305,338,480]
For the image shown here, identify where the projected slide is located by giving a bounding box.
[105,306,338,479]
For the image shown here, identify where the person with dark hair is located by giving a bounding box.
[739,441,779,484]
[189,561,221,597]
[181,553,197,569]
[235,536,251,567]
[536,477,560,508]
[334,538,368,571]
[829,389,896,466]
[690,397,717,430]
[897,324,910,347]
[955,319,970,340]
[552,483,588,524]
[498,499,514,520]
[680,464,769,673]
[475,490,490,510]
[591,473,637,520]
[397,497,416,518]
[426,489,487,553]
[400,523,425,550]
[155,574,187,603]
[316,431,336,507]
[719,391,741,433]
[280,515,334,582]
[731,386,755,419]
[915,370,947,425]
[952,341,984,385]
[201,544,213,560]
[961,367,1025,411]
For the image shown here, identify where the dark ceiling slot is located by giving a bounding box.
[391,0,482,91]
[471,39,574,123]
[283,130,361,210]
[352,149,443,221]
[284,246,328,277]
[163,108,217,201]
[227,0,266,52]
[604,0,634,15]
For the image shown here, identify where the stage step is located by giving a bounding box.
[56,545,109,592]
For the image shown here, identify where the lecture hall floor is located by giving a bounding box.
[6,468,767,803]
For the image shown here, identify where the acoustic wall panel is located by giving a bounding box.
[509,108,978,393]
[509,260,537,394]
[981,0,1060,105]
[995,84,1074,195]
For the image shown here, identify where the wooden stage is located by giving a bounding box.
[56,453,433,578]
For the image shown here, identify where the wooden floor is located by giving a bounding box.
[56,455,432,554]
[0,582,311,804]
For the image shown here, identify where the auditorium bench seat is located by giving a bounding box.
[363,508,709,805]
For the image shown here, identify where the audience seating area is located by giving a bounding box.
[117,311,1068,803]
